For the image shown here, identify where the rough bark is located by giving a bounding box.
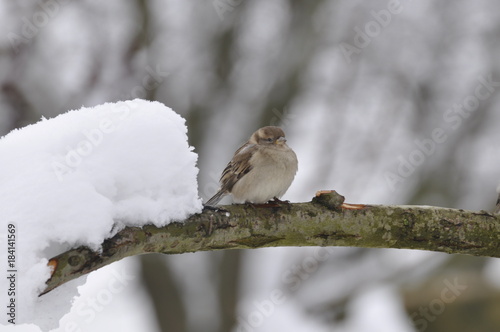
[42,191,499,296]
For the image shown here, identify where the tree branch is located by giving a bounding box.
[42,191,499,296]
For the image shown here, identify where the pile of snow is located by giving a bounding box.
[0,99,202,330]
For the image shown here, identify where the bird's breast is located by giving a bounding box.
[231,147,297,203]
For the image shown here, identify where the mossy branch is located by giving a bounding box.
[42,191,500,296]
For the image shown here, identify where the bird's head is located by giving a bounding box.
[250,126,287,146]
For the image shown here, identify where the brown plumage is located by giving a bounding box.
[205,126,298,206]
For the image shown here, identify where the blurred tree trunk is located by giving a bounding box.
[403,255,500,332]
[140,255,187,332]
[217,250,242,332]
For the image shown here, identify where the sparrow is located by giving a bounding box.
[205,126,298,206]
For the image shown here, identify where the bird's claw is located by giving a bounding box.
[270,197,290,204]
[243,198,290,209]
[202,205,229,213]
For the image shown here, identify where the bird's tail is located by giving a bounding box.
[495,193,500,214]
[205,190,227,207]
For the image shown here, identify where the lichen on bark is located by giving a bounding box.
[42,191,499,296]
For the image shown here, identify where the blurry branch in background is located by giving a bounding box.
[1,82,39,130]
[42,191,500,296]
[140,255,187,332]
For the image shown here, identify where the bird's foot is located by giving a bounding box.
[244,198,289,209]
[243,202,276,209]
[202,205,229,213]
[270,197,290,204]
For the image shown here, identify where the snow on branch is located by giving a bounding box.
[43,191,500,295]
[0,99,203,327]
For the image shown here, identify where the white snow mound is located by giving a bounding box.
[0,99,202,328]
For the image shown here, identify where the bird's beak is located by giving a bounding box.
[276,137,286,144]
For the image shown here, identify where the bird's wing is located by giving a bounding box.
[220,143,257,192]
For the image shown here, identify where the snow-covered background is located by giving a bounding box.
[2,0,500,331]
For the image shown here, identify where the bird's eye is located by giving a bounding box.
[266,138,273,142]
